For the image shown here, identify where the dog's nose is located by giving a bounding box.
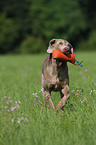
[64,47,69,51]
[62,46,70,53]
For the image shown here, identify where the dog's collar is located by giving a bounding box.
[49,53,52,59]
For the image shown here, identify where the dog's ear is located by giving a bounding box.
[67,42,73,54]
[47,39,56,53]
[71,47,73,54]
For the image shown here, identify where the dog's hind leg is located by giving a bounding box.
[43,91,55,111]
[56,85,70,112]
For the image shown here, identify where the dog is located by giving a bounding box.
[41,39,73,111]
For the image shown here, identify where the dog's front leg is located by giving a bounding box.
[43,90,55,111]
[56,85,70,112]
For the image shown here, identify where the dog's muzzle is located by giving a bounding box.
[62,46,70,54]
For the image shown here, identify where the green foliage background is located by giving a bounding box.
[0,0,96,54]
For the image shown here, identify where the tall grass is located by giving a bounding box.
[0,52,96,145]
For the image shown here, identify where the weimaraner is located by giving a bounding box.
[41,39,73,111]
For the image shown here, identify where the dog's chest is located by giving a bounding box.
[48,77,65,91]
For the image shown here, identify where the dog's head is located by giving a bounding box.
[47,39,73,55]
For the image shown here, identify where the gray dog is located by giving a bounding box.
[41,39,73,111]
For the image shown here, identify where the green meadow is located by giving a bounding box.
[0,51,96,145]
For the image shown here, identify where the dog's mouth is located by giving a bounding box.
[56,51,71,66]
[62,46,71,55]
[63,50,71,55]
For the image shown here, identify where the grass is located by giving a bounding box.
[0,51,96,145]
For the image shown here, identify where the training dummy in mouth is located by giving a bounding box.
[52,49,83,67]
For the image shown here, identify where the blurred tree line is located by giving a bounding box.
[0,0,96,54]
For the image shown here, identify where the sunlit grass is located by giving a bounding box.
[0,52,96,145]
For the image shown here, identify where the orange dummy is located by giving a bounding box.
[52,49,76,65]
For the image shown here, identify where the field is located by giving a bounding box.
[0,51,96,145]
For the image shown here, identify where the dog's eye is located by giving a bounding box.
[59,42,63,45]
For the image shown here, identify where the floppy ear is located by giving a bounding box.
[71,47,73,54]
[47,39,56,53]
[68,42,73,54]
